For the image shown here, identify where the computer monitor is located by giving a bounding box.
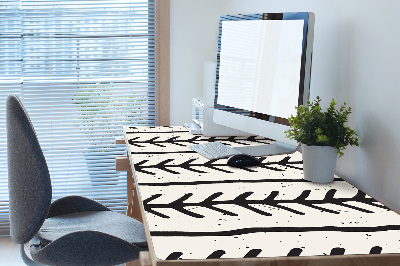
[213,12,315,156]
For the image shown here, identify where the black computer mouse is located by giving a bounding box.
[227,154,261,167]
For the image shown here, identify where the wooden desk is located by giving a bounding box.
[119,126,400,266]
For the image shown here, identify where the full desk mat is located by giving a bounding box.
[124,126,400,261]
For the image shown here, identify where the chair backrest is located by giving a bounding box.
[6,94,52,244]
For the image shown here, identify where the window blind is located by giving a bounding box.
[0,0,159,236]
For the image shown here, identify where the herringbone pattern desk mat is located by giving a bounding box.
[125,126,400,260]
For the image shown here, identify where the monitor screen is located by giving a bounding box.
[213,13,314,156]
[217,19,304,119]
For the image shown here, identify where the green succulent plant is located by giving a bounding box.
[285,96,359,157]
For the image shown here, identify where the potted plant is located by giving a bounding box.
[285,96,359,183]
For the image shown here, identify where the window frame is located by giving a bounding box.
[0,0,170,237]
[156,0,170,126]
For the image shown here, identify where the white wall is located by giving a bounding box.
[170,0,227,124]
[170,0,400,212]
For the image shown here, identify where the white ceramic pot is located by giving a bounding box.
[301,144,338,183]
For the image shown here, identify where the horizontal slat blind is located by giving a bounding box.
[0,0,158,236]
[0,0,22,236]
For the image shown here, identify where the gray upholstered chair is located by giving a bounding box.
[6,94,147,265]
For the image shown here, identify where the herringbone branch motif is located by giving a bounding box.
[143,189,388,219]
[134,156,303,175]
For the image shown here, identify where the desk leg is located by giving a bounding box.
[124,252,151,266]
[115,155,143,222]
[124,259,140,266]
[126,169,134,217]
[139,252,152,266]
[125,174,147,266]
[127,169,143,223]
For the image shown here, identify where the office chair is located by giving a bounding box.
[6,94,147,265]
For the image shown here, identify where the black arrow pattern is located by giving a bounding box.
[143,189,389,219]
[134,155,303,175]
[124,126,400,261]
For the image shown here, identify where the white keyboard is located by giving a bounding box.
[188,142,242,159]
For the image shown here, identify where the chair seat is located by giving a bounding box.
[37,211,147,248]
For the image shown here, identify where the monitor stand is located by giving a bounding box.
[233,141,298,157]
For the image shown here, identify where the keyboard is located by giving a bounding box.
[188,142,242,159]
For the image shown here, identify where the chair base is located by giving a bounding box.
[20,244,45,266]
